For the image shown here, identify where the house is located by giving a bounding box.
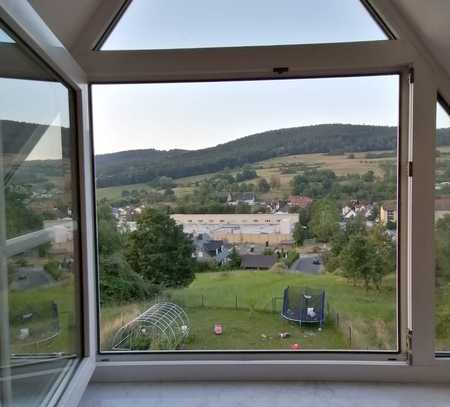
[287,195,313,209]
[226,192,256,206]
[380,201,397,225]
[193,238,229,264]
[342,201,374,220]
[240,254,277,269]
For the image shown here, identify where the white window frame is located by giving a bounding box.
[0,1,97,406]
[1,0,450,403]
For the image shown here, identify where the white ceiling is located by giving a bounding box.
[394,0,450,78]
[27,0,450,79]
[28,0,103,49]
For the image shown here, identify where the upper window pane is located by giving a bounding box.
[436,100,450,353]
[101,0,389,51]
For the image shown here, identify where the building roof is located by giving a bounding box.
[288,196,313,208]
[381,200,397,211]
[241,254,277,269]
[203,240,223,252]
[230,192,255,202]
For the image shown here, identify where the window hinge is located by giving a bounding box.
[407,329,413,365]
[408,161,413,177]
[409,68,415,84]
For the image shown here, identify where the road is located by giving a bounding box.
[290,253,324,275]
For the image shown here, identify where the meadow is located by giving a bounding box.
[100,270,397,352]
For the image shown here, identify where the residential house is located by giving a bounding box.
[380,200,397,225]
[227,192,256,206]
[240,254,277,269]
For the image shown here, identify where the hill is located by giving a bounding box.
[79,123,450,187]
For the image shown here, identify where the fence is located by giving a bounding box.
[10,301,60,352]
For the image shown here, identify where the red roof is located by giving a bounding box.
[288,196,313,208]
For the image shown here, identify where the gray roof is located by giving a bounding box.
[203,240,223,252]
[241,254,277,269]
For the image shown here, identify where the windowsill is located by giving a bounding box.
[78,381,450,407]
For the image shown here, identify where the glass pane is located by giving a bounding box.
[0,27,14,43]
[0,28,81,406]
[101,0,388,50]
[436,100,450,353]
[93,75,399,352]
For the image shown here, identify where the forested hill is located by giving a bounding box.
[95,124,450,188]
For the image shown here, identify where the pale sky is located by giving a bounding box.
[438,103,450,129]
[92,75,400,154]
[0,78,70,160]
[102,0,387,50]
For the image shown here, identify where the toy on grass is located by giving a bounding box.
[214,323,223,335]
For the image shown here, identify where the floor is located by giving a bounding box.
[79,382,450,407]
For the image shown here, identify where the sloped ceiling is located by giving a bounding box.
[394,0,450,78]
[27,0,450,80]
[28,0,103,49]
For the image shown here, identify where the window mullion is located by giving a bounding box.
[408,60,437,365]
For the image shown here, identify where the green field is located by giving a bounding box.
[95,150,397,202]
[100,270,397,351]
[9,277,79,355]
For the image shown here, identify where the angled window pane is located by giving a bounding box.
[0,27,14,43]
[436,100,450,353]
[93,75,399,353]
[101,0,389,51]
[0,26,82,406]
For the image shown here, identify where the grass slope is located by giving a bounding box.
[100,270,397,351]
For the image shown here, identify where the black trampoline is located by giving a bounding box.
[281,286,325,328]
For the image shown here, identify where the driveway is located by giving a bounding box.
[290,254,324,275]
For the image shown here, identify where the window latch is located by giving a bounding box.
[407,329,413,365]
[408,161,413,177]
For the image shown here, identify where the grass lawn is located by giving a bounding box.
[100,270,397,351]
[9,276,79,355]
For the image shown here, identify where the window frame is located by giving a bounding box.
[91,71,406,360]
[0,1,97,406]
[435,93,450,358]
[2,0,450,395]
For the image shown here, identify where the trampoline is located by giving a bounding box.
[112,302,190,351]
[281,286,325,328]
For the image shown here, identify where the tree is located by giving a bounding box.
[332,222,394,291]
[126,208,195,288]
[228,246,241,268]
[97,200,156,304]
[293,223,308,246]
[5,184,43,239]
[258,178,270,193]
[309,199,339,242]
[340,234,372,289]
[436,214,450,283]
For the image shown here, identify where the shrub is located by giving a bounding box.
[283,251,299,267]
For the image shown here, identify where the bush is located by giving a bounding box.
[44,261,64,281]
[283,251,299,267]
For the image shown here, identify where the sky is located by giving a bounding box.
[0,78,70,160]
[92,75,400,154]
[102,0,387,50]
